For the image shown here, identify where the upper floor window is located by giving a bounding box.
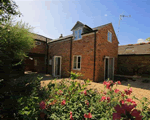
[107,31,112,42]
[74,28,82,40]
[35,41,41,45]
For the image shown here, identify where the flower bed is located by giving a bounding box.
[17,76,150,120]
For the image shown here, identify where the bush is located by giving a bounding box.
[15,78,150,120]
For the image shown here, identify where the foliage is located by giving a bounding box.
[12,78,150,120]
[0,74,43,119]
[0,0,21,23]
[146,37,150,41]
[70,71,83,80]
[0,19,35,81]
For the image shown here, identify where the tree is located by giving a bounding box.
[0,0,21,23]
[146,37,150,41]
[0,19,35,81]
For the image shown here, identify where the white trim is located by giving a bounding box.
[53,56,62,77]
[72,55,82,70]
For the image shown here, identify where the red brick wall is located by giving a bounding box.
[71,33,95,81]
[118,55,150,75]
[95,24,118,82]
[30,41,47,54]
[49,39,71,77]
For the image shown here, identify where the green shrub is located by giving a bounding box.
[70,71,83,80]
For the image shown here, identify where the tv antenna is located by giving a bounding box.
[117,13,131,37]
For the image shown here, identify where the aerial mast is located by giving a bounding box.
[117,13,131,37]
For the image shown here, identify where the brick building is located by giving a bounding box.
[47,21,119,82]
[24,34,52,73]
[118,42,150,76]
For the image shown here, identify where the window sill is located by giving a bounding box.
[108,40,112,43]
[73,68,81,71]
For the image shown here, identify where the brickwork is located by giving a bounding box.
[71,33,95,80]
[118,55,150,75]
[49,39,72,77]
[95,24,118,82]
[30,41,47,54]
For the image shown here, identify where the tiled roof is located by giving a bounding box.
[33,34,52,42]
[118,42,150,55]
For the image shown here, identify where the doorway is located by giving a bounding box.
[104,57,114,80]
[53,56,62,77]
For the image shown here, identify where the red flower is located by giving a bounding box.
[117,81,121,85]
[70,111,74,120]
[85,100,89,106]
[113,113,121,120]
[131,109,141,117]
[101,96,106,101]
[135,115,143,120]
[58,90,63,95]
[114,104,126,114]
[84,113,92,118]
[83,90,87,95]
[114,89,120,93]
[61,100,66,105]
[126,98,132,102]
[124,88,132,95]
[121,93,125,97]
[106,97,111,102]
[39,101,46,109]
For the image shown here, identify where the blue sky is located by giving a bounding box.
[15,0,150,45]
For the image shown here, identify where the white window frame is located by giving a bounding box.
[73,28,82,40]
[107,31,112,43]
[35,41,41,45]
[73,55,81,70]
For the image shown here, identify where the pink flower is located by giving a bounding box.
[70,111,74,120]
[39,101,46,109]
[84,113,92,118]
[61,100,66,105]
[114,104,126,114]
[83,90,87,95]
[114,89,120,93]
[113,113,121,120]
[58,90,63,95]
[120,100,125,104]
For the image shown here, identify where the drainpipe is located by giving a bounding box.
[69,37,73,75]
[46,38,49,74]
[93,31,97,82]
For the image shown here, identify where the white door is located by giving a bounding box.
[53,56,62,77]
[104,57,114,80]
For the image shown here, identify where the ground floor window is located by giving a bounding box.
[73,55,81,70]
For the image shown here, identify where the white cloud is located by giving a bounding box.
[105,14,107,17]
[137,38,148,43]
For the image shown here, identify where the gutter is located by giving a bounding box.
[46,38,49,74]
[93,31,97,82]
[69,37,73,74]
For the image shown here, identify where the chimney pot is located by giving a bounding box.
[59,34,63,38]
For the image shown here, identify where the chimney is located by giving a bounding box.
[59,34,63,38]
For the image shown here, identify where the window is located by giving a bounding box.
[107,31,112,42]
[73,55,81,70]
[35,41,41,45]
[74,28,82,40]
